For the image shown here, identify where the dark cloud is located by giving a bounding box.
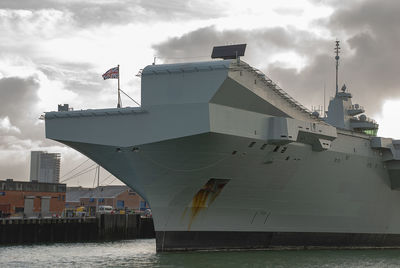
[0,76,59,145]
[0,76,40,125]
[152,25,329,68]
[0,76,67,180]
[152,25,331,106]
[267,54,333,107]
[0,0,225,26]
[276,0,400,113]
[153,0,400,115]
[307,0,400,113]
[270,37,400,114]
[0,77,39,180]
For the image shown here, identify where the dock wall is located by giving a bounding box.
[0,214,154,244]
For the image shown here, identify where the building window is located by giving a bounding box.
[117,200,125,209]
[140,201,147,211]
[15,207,24,213]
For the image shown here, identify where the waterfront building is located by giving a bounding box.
[0,179,66,218]
[30,151,61,183]
[66,185,149,216]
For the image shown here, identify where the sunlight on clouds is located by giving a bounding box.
[0,55,78,112]
[269,51,309,71]
[0,9,74,39]
[0,136,40,164]
[212,0,333,31]
[0,55,38,78]
[375,99,400,139]
[36,72,78,111]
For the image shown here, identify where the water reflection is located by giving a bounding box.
[2,239,400,268]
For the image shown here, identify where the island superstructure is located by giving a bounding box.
[45,42,400,251]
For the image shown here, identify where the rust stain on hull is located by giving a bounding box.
[186,179,229,230]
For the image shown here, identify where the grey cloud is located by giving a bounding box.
[0,160,29,180]
[152,25,331,106]
[152,26,245,62]
[152,25,329,68]
[0,77,40,125]
[325,0,400,33]
[327,0,400,111]
[273,0,400,114]
[0,76,72,181]
[0,0,226,26]
[0,77,40,180]
[39,63,102,95]
[153,0,400,116]
[0,76,57,146]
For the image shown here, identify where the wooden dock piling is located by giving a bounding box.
[0,215,154,244]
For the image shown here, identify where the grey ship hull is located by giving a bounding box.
[45,59,400,251]
[60,131,399,251]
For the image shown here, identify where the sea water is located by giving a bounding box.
[1,239,400,267]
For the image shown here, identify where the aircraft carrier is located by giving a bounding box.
[45,42,400,251]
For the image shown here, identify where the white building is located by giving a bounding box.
[30,151,61,183]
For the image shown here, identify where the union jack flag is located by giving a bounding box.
[102,66,119,80]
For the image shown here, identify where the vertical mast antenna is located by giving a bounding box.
[323,82,326,118]
[117,65,122,108]
[334,40,340,95]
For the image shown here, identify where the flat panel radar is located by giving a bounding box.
[211,44,247,59]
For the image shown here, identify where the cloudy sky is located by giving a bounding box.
[1,0,399,186]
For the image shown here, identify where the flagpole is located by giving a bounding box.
[117,64,121,108]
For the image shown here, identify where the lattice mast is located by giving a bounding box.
[334,41,340,95]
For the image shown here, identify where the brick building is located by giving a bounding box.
[0,179,66,218]
[66,185,149,216]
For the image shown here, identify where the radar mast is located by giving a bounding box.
[334,40,340,95]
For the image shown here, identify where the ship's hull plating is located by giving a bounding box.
[45,59,400,251]
[156,231,400,251]
[64,132,400,251]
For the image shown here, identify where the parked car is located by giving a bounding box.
[98,205,113,214]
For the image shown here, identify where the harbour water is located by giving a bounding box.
[2,239,400,267]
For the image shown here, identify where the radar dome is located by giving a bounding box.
[359,114,367,121]
[312,111,320,118]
